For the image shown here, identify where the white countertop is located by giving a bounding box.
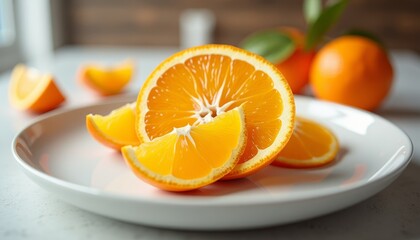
[1,47,419,239]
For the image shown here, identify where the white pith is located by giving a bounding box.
[191,93,235,125]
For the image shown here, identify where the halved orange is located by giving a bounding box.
[122,107,247,191]
[86,103,140,150]
[79,60,134,96]
[272,117,339,168]
[136,44,295,179]
[9,64,65,113]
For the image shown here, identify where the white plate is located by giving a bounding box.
[12,96,413,230]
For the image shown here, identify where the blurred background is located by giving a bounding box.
[0,0,419,73]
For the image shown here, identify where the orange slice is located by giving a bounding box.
[136,44,295,179]
[86,103,140,150]
[8,64,65,113]
[79,60,134,95]
[122,107,247,191]
[272,117,339,168]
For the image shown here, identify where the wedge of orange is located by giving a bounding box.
[8,64,65,113]
[136,44,295,179]
[86,103,140,150]
[272,117,339,168]
[79,60,134,96]
[122,107,247,191]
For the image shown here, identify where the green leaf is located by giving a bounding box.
[304,0,322,25]
[240,30,296,64]
[344,29,385,48]
[305,0,348,51]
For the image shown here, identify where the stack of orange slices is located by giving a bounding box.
[86,44,339,191]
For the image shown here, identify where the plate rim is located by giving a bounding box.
[11,95,414,207]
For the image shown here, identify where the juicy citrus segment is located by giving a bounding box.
[79,60,134,95]
[122,107,247,191]
[272,117,339,168]
[136,44,295,180]
[86,103,140,150]
[9,64,65,113]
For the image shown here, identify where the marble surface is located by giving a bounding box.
[1,47,419,240]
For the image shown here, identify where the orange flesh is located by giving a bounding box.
[85,67,131,91]
[92,108,139,144]
[144,54,283,164]
[123,108,246,191]
[281,119,331,159]
[86,104,140,150]
[16,69,40,99]
[9,65,65,113]
[80,62,134,95]
[273,117,339,168]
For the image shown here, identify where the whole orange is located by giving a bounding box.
[276,28,316,94]
[310,36,393,111]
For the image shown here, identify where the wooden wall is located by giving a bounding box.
[62,0,420,51]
